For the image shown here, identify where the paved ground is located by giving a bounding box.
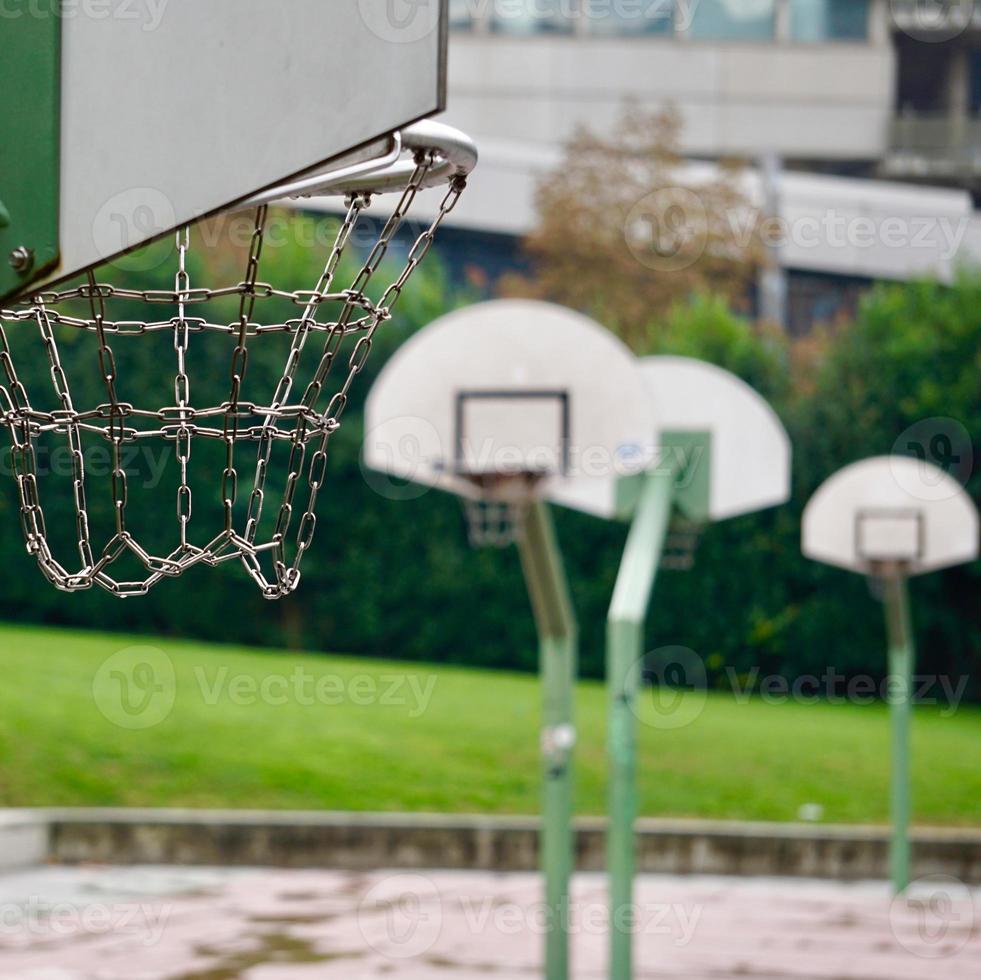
[0,866,976,978]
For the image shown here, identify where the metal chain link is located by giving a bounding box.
[0,157,466,599]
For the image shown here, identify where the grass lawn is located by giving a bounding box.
[0,623,977,826]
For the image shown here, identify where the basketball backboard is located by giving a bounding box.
[802,456,979,576]
[0,0,448,301]
[638,356,791,522]
[364,299,655,518]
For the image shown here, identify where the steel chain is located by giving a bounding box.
[0,158,466,598]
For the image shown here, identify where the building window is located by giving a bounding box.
[789,0,869,41]
[688,0,776,40]
[449,0,474,31]
[583,0,674,36]
[489,2,575,35]
[972,50,981,114]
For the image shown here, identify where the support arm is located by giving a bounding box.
[881,571,915,894]
[516,500,577,980]
[607,465,677,980]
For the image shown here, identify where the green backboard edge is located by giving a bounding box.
[664,430,712,522]
[0,7,61,302]
[614,431,712,523]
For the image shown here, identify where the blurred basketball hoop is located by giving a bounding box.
[364,299,656,529]
[802,455,979,895]
[365,298,655,980]
[607,354,792,979]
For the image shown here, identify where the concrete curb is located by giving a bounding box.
[0,811,48,870]
[1,809,979,882]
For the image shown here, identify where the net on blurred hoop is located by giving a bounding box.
[461,473,544,549]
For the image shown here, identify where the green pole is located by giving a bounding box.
[607,465,677,980]
[882,571,915,894]
[516,500,577,980]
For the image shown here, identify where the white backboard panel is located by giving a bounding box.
[639,356,792,521]
[364,300,654,518]
[802,456,979,576]
[46,0,446,286]
[458,393,568,476]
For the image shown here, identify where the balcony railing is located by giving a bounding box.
[449,0,872,42]
[887,113,981,178]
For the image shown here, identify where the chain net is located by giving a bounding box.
[461,474,540,549]
[464,498,529,549]
[662,515,703,572]
[0,158,466,599]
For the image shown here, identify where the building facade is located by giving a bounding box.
[444,0,981,186]
[305,3,981,333]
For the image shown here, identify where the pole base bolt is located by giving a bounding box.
[8,247,34,274]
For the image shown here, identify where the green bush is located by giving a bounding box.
[1,238,978,701]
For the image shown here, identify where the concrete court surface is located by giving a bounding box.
[0,866,976,979]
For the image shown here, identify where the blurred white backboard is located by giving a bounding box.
[802,456,979,576]
[856,511,923,564]
[458,393,568,476]
[639,356,792,522]
[364,300,655,518]
[45,0,446,288]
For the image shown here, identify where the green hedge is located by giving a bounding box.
[1,229,977,700]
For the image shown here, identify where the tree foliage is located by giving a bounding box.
[504,106,762,349]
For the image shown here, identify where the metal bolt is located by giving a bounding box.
[8,246,34,274]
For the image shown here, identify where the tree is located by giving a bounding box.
[505,106,762,350]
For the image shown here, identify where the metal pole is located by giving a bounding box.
[882,571,915,893]
[758,150,787,329]
[516,500,577,980]
[607,466,677,979]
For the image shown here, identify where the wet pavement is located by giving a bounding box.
[0,865,976,978]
